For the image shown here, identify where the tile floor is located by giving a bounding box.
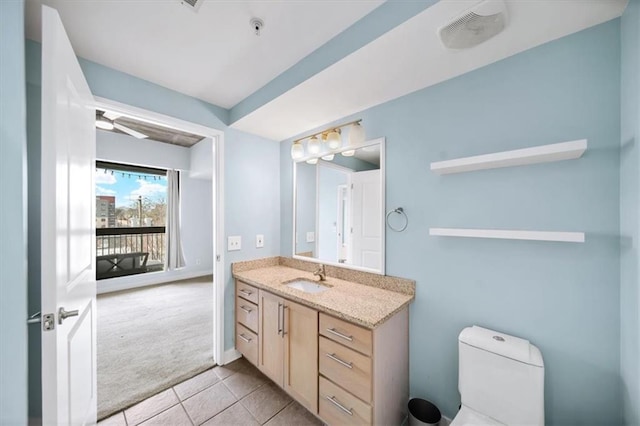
[98,358,324,426]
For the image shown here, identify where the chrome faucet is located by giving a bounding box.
[313,264,326,281]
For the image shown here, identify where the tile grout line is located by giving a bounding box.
[258,399,295,425]
[171,387,195,426]
[236,382,269,424]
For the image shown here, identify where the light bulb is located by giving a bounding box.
[349,122,365,146]
[307,136,320,154]
[291,141,304,159]
[321,154,335,161]
[306,158,318,165]
[342,150,356,157]
[326,130,341,150]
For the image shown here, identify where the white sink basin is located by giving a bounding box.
[285,279,330,294]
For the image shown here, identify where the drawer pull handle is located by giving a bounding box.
[326,353,353,369]
[326,395,353,416]
[239,306,253,314]
[239,289,253,296]
[326,327,353,342]
[238,333,252,343]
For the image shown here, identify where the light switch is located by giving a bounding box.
[227,236,241,251]
[256,234,264,248]
[306,232,315,243]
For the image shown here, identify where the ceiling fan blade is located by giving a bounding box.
[102,111,121,121]
[113,123,148,139]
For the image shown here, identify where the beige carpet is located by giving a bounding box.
[97,276,215,420]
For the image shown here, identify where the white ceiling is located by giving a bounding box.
[25,0,383,109]
[25,0,628,141]
[232,0,628,141]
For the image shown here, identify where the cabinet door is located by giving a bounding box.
[258,290,284,385]
[284,300,319,413]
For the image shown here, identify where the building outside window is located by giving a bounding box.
[95,161,168,279]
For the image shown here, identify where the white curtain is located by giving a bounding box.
[166,169,185,269]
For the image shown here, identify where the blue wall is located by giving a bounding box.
[620,0,640,424]
[281,21,622,424]
[25,40,281,415]
[0,0,29,424]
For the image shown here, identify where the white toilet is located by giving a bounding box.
[451,326,545,426]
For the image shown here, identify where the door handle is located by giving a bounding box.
[58,307,79,324]
[326,395,353,416]
[239,306,253,314]
[282,305,289,337]
[27,312,41,325]
[277,302,283,336]
[326,353,353,369]
[326,327,353,342]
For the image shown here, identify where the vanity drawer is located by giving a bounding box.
[236,296,258,333]
[236,281,259,304]
[236,323,258,366]
[320,313,372,356]
[319,336,371,403]
[319,376,371,426]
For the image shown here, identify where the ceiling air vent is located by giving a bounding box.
[181,0,203,12]
[439,0,508,50]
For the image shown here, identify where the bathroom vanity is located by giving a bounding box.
[232,257,414,426]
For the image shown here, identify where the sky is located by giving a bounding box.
[95,167,167,208]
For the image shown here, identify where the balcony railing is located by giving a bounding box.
[96,226,165,280]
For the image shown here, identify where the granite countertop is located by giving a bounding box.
[233,265,414,329]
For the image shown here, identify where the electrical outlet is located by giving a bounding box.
[306,232,315,243]
[227,236,241,251]
[195,258,201,266]
[256,234,264,248]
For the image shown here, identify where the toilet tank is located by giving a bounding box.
[458,326,544,426]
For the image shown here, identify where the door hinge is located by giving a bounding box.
[216,255,221,262]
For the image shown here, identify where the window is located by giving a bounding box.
[95,161,168,280]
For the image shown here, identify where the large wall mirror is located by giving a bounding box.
[293,137,385,274]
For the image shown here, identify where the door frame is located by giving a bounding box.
[91,96,226,365]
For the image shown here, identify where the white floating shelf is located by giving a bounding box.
[429,228,585,243]
[430,139,587,175]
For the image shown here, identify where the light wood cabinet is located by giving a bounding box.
[235,280,408,425]
[256,288,319,414]
[235,283,259,364]
[284,299,318,413]
[258,289,284,385]
[318,310,409,426]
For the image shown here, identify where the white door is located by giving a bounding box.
[350,170,382,270]
[41,5,97,425]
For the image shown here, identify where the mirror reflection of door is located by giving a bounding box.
[337,184,349,263]
[351,169,382,270]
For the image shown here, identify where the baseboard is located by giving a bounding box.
[221,348,241,365]
[97,268,213,294]
[441,415,452,426]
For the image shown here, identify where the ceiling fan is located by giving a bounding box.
[95,111,148,139]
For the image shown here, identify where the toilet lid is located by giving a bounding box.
[450,407,505,426]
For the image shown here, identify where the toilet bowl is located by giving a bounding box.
[451,326,544,426]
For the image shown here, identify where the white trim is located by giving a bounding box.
[429,227,585,243]
[92,96,222,139]
[213,129,226,368]
[222,348,242,365]
[91,96,226,366]
[96,269,213,295]
[430,139,587,175]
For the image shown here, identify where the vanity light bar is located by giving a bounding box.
[293,119,363,144]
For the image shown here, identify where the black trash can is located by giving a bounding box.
[408,398,441,426]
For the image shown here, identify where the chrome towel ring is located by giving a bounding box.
[386,207,408,232]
